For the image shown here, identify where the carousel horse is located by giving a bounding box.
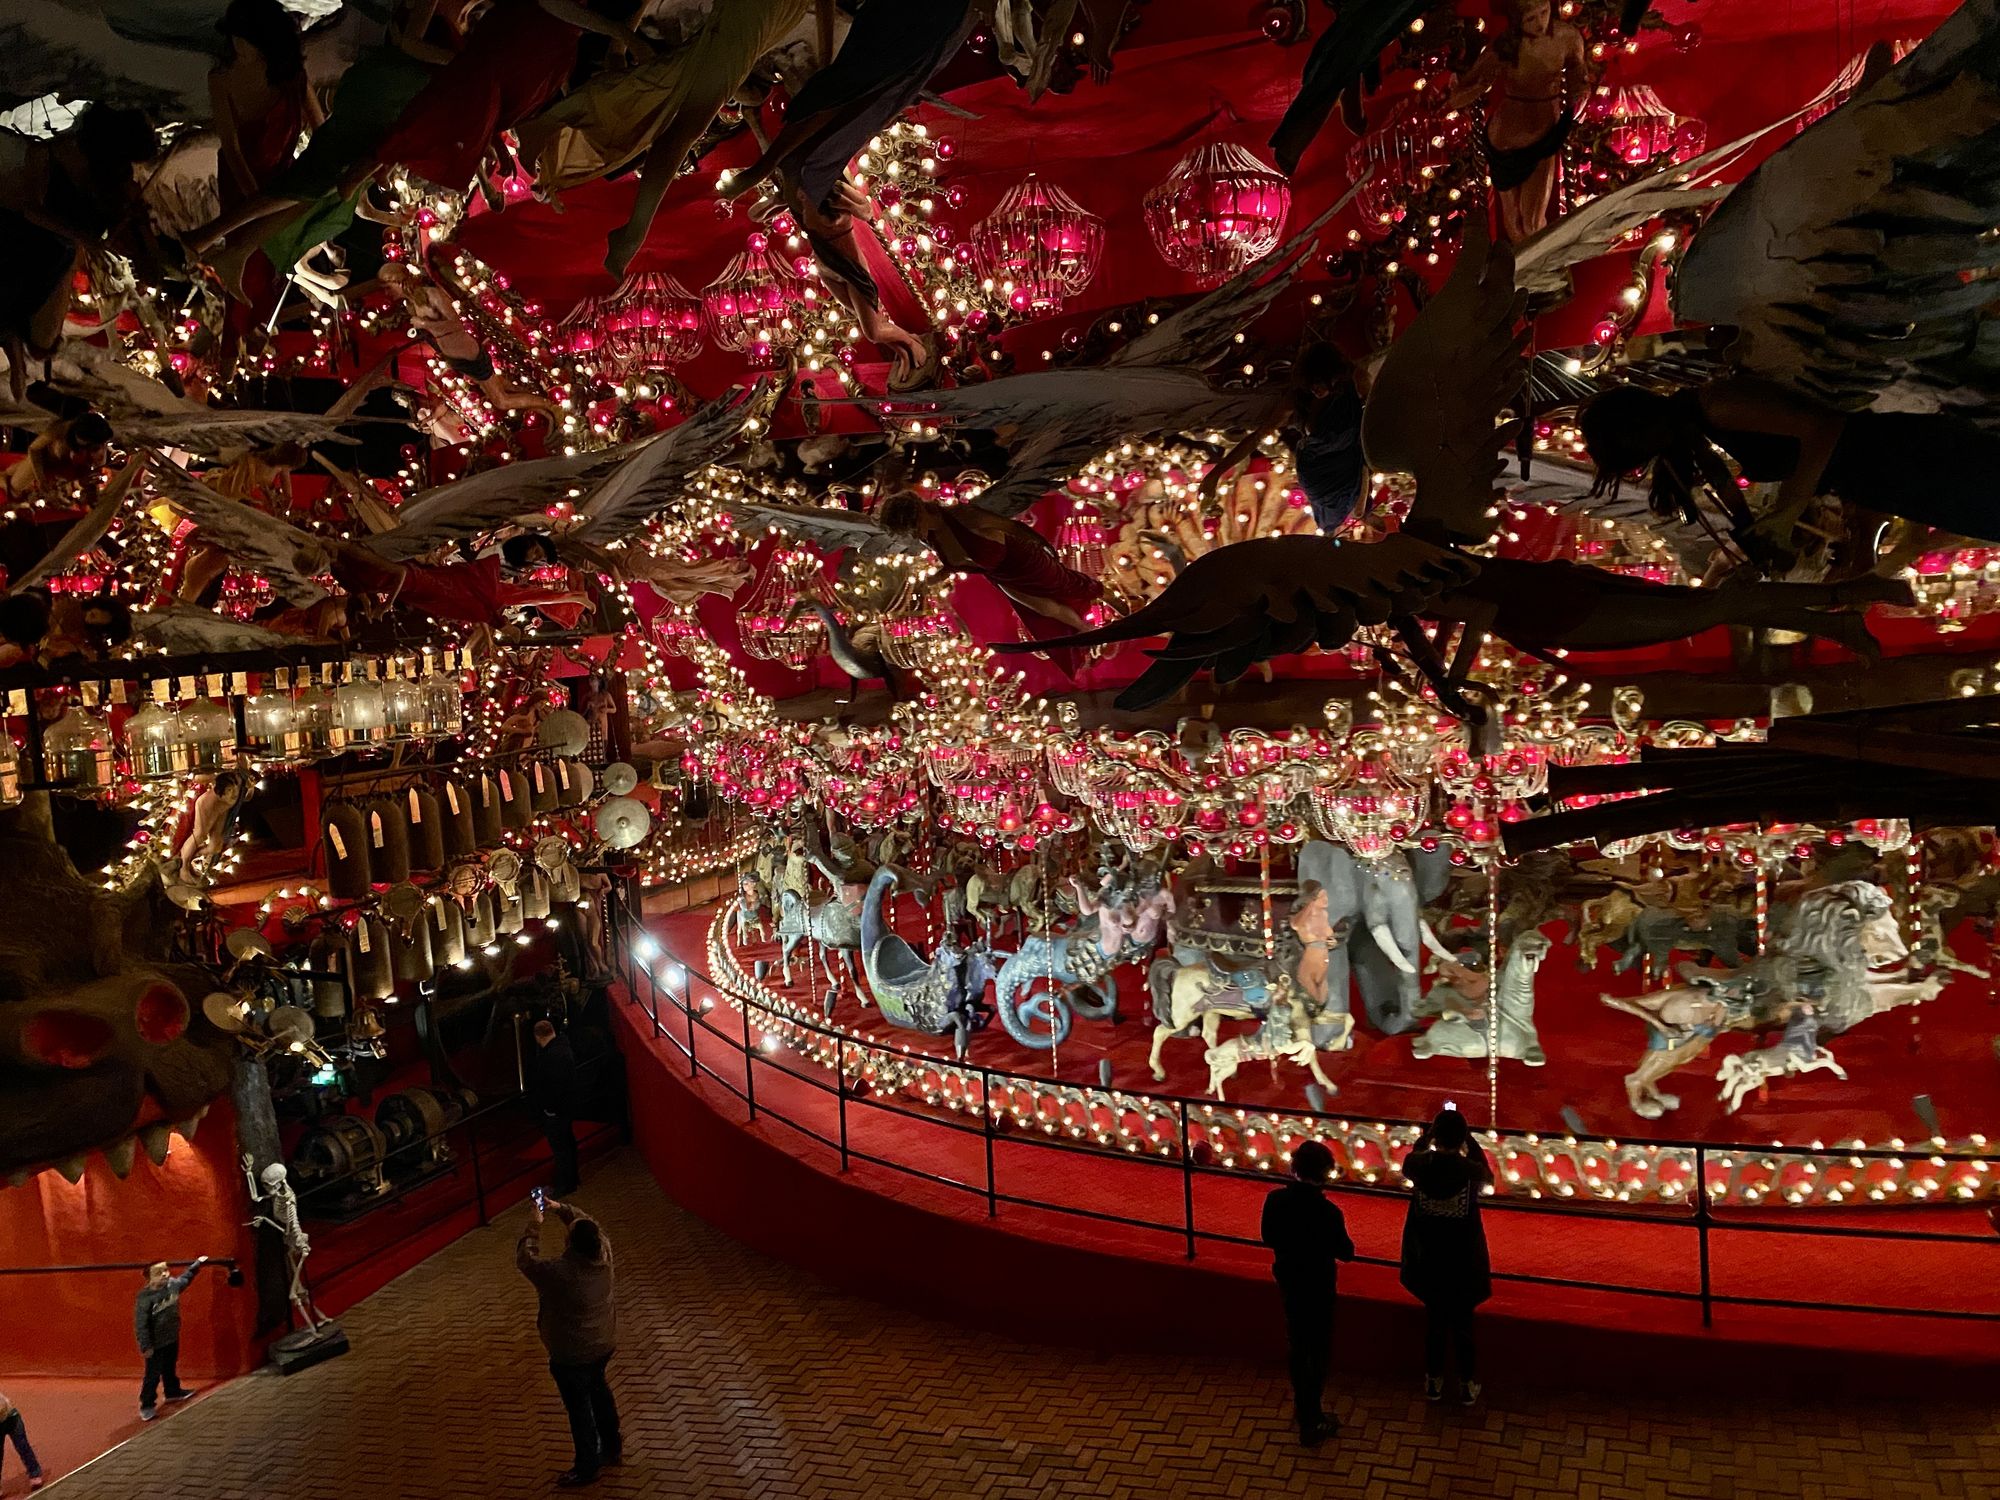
[1713,1004,1847,1115]
[775,880,863,1009]
[1202,977,1346,1103]
[733,869,771,945]
[1147,953,1282,1083]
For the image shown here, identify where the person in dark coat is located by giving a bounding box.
[134,1256,210,1420]
[527,1018,582,1197]
[1259,1139,1356,1445]
[518,1197,618,1487]
[1398,1107,1493,1405]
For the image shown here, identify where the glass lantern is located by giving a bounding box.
[125,701,181,780]
[336,676,387,746]
[176,698,236,772]
[46,705,115,792]
[242,692,304,761]
[381,676,429,742]
[422,670,464,736]
[296,684,346,757]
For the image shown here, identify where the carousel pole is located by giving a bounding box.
[1754,864,1770,956]
[1486,858,1502,1129]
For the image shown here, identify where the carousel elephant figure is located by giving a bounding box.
[1295,840,1454,1036]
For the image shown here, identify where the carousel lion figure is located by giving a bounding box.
[1602,881,1925,1120]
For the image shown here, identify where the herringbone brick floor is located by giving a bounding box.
[54,1152,2000,1500]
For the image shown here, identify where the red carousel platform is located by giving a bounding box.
[607,902,2000,1392]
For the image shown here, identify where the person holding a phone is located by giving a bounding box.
[1259,1138,1355,1446]
[517,1194,619,1487]
[1398,1105,1494,1405]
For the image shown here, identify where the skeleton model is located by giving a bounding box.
[243,1155,324,1333]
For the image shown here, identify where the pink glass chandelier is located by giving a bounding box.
[1600,84,1706,167]
[1143,142,1292,283]
[598,272,703,375]
[556,297,604,362]
[702,234,809,368]
[971,173,1105,313]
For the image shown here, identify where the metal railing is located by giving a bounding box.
[607,897,2000,1332]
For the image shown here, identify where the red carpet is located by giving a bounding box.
[625,906,2000,1385]
[0,1377,221,1493]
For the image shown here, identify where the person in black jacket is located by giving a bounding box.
[134,1256,209,1420]
[527,1018,582,1197]
[1398,1106,1494,1405]
[1259,1139,1355,1445]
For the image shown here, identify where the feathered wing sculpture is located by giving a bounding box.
[1510,122,1797,297]
[368,444,643,562]
[1672,0,2000,421]
[992,532,1481,709]
[899,366,1275,520]
[722,498,905,558]
[1267,0,1428,175]
[7,454,148,592]
[571,382,775,543]
[146,456,330,606]
[1105,190,1361,370]
[1361,217,1528,546]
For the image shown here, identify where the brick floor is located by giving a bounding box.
[52,1152,2000,1500]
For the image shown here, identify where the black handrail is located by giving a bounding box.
[0,1257,240,1277]
[607,893,2000,1332]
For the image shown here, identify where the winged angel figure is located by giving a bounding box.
[999,218,1907,715]
[1575,0,2000,553]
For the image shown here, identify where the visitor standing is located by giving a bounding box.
[527,1018,582,1197]
[0,1388,45,1490]
[135,1256,210,1420]
[518,1198,619,1488]
[1259,1139,1355,1445]
[1398,1106,1494,1405]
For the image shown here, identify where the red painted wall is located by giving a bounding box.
[0,1101,260,1380]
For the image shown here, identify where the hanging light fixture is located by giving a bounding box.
[702,234,808,368]
[1143,141,1292,283]
[971,173,1105,313]
[599,272,704,377]
[557,297,605,362]
[1600,84,1706,167]
[736,549,835,668]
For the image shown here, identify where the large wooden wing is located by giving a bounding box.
[146,456,329,605]
[1361,218,1527,545]
[1268,0,1430,175]
[571,381,774,543]
[1107,188,1362,370]
[724,498,898,557]
[991,532,1480,709]
[366,446,641,562]
[1673,0,2000,420]
[890,366,1272,519]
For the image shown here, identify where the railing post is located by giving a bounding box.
[1178,1100,1196,1262]
[982,1067,997,1218]
[686,976,699,1078]
[836,1037,850,1171]
[740,991,758,1120]
[647,965,662,1038]
[1694,1145,1713,1329]
[468,1118,488,1228]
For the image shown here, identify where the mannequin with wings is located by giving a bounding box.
[993,221,1905,715]
[1577,0,2000,561]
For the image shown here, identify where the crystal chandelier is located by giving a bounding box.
[971,172,1105,313]
[702,234,809,367]
[1307,747,1427,860]
[599,271,703,376]
[736,549,835,668]
[1600,84,1706,167]
[1142,142,1292,283]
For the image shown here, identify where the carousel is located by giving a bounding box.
[4,0,2000,1375]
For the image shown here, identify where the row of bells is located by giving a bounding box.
[320,758,593,898]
